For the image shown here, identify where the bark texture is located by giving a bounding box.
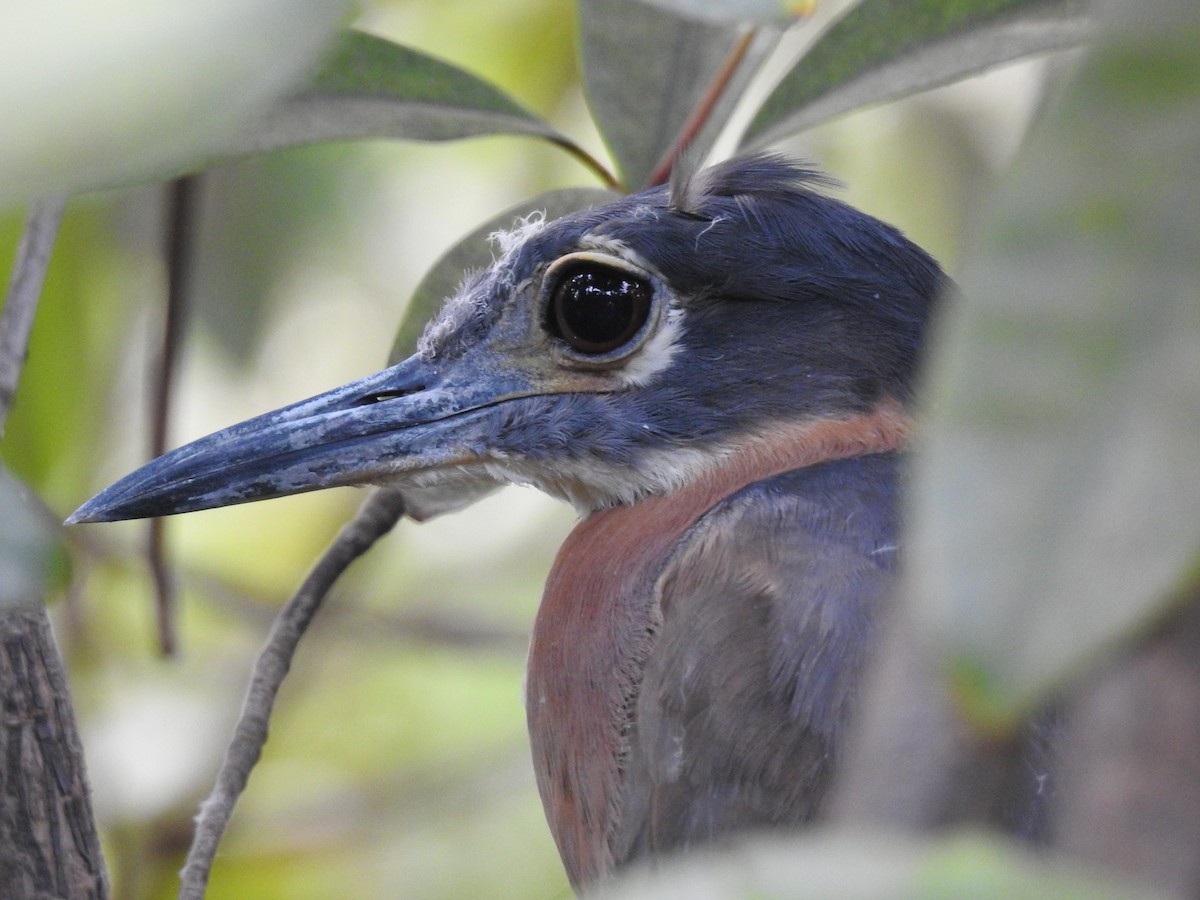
[0,609,107,899]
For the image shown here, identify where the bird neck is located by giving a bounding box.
[525,400,910,887]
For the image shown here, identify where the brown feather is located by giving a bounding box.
[526,402,909,886]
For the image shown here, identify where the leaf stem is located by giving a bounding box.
[0,197,67,440]
[646,28,758,188]
[549,137,622,191]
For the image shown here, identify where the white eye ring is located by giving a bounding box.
[541,252,663,367]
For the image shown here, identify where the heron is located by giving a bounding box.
[70,155,957,887]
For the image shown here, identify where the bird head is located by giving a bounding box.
[68,156,944,525]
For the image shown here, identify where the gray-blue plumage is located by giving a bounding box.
[412,156,943,509]
[613,452,901,864]
[66,155,1054,890]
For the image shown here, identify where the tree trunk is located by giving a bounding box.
[0,607,108,898]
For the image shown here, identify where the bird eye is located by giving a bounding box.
[547,263,653,355]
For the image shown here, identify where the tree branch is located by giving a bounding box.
[145,176,202,657]
[0,196,67,439]
[0,607,109,898]
[178,487,407,900]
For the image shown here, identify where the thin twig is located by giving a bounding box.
[147,176,201,657]
[0,196,68,439]
[68,526,531,654]
[178,487,407,900]
[549,137,622,191]
[645,29,758,188]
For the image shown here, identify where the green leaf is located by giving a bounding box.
[218,31,572,160]
[0,467,61,611]
[741,0,1094,152]
[388,187,620,364]
[637,0,809,25]
[597,829,1160,899]
[908,0,1200,722]
[579,0,778,189]
[0,0,350,211]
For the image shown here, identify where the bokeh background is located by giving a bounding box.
[0,1,1047,897]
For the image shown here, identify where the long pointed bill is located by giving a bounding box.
[67,356,531,524]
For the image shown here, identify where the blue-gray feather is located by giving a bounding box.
[427,156,944,485]
[612,452,900,862]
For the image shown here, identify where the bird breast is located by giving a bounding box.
[524,401,911,887]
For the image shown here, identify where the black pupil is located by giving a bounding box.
[550,265,651,355]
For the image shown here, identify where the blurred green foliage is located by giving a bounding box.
[11,0,1188,896]
[0,10,1033,900]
